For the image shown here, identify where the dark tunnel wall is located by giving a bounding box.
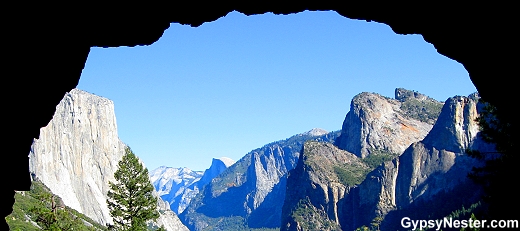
[3,3,517,228]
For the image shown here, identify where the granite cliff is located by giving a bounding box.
[336,88,441,158]
[28,89,188,230]
[281,91,489,231]
[29,89,126,225]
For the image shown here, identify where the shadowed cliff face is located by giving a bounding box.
[3,4,517,228]
[395,94,488,208]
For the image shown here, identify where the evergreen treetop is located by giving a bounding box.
[107,146,159,231]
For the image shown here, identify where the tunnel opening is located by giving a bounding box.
[4,3,518,230]
[10,10,482,230]
[77,10,476,171]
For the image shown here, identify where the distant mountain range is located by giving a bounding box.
[173,88,489,231]
[178,128,341,230]
[15,87,492,231]
[150,157,235,214]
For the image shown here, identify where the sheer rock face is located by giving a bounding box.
[422,93,481,153]
[282,93,489,231]
[29,89,189,231]
[197,157,236,189]
[336,90,439,158]
[29,89,126,225]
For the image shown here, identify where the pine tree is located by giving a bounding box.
[107,146,159,231]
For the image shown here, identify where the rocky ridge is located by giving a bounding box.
[281,91,489,231]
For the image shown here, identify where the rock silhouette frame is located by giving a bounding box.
[3,3,516,229]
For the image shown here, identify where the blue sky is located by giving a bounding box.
[77,10,476,171]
